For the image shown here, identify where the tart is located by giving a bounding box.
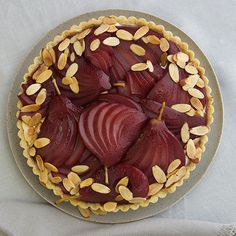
[16,15,214,218]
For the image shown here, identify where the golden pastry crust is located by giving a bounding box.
[16,15,214,216]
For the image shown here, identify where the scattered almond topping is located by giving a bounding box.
[90,39,100,51]
[26,83,41,96]
[169,63,179,83]
[185,63,198,74]
[130,44,145,56]
[63,178,74,192]
[196,77,205,88]
[49,48,56,64]
[21,115,31,124]
[71,165,89,174]
[57,53,67,70]
[146,60,154,72]
[181,122,190,143]
[186,139,196,159]
[33,65,48,80]
[77,28,92,40]
[34,137,50,148]
[69,77,79,94]
[196,110,204,117]
[161,52,168,66]
[35,88,47,105]
[182,75,199,90]
[141,36,149,44]
[116,29,133,41]
[44,162,58,172]
[70,186,80,195]
[94,24,110,35]
[36,155,44,171]
[103,37,120,46]
[195,147,202,159]
[58,38,70,51]
[167,54,175,63]
[165,166,187,187]
[73,41,83,56]
[79,208,90,218]
[146,35,160,44]
[66,63,78,77]
[113,82,126,87]
[115,194,123,202]
[62,77,73,85]
[103,202,117,212]
[70,35,77,44]
[21,104,40,112]
[68,172,81,186]
[36,69,53,83]
[115,176,129,193]
[129,197,146,204]
[190,97,203,111]
[51,176,62,184]
[133,26,149,40]
[186,108,196,117]
[81,39,85,52]
[160,38,170,52]
[70,52,75,62]
[64,48,70,56]
[148,183,164,196]
[131,62,148,71]
[177,60,186,69]
[42,48,53,66]
[167,159,181,174]
[91,183,111,194]
[176,52,189,63]
[190,126,209,136]
[171,104,191,113]
[52,79,61,95]
[152,165,167,184]
[39,169,48,184]
[107,25,118,33]
[80,178,94,188]
[188,88,204,99]
[118,185,133,201]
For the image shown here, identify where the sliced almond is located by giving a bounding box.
[107,25,118,33]
[49,48,56,64]
[26,83,41,96]
[195,147,202,159]
[57,53,67,70]
[21,104,40,112]
[190,97,203,111]
[161,52,168,66]
[29,147,36,157]
[70,52,75,62]
[73,41,83,56]
[103,202,117,212]
[131,63,148,71]
[185,64,198,74]
[62,77,73,85]
[129,197,146,204]
[190,126,209,136]
[40,169,48,184]
[34,137,50,148]
[141,36,149,44]
[152,165,167,183]
[64,48,69,56]
[81,39,85,52]
[70,186,80,195]
[36,69,52,83]
[177,60,186,69]
[80,178,94,188]
[118,185,133,201]
[115,176,129,193]
[196,110,204,117]
[94,24,110,35]
[167,159,181,174]
[130,44,145,56]
[148,183,163,196]
[90,39,100,51]
[169,63,179,83]
[69,77,79,94]
[160,38,170,52]
[167,54,175,63]
[77,28,91,40]
[146,35,160,44]
[91,183,111,194]
[70,35,77,44]
[146,60,154,72]
[116,29,133,41]
[186,139,196,159]
[21,115,31,124]
[79,208,90,218]
[51,176,62,184]
[113,82,126,87]
[33,65,48,80]
[103,37,120,46]
[63,178,74,192]
[181,122,190,143]
[68,172,81,186]
[188,88,204,99]
[166,166,187,188]
[66,63,78,77]
[71,165,89,174]
[36,155,44,171]
[52,79,61,95]
[171,104,191,113]
[42,48,53,66]
[186,108,196,117]
[177,52,189,62]
[58,38,70,51]
[196,77,205,88]
[35,88,47,105]
[44,162,58,172]
[115,194,123,202]
[133,26,149,40]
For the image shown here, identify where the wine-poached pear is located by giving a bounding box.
[123,103,185,181]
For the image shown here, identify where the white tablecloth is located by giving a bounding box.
[0,0,236,235]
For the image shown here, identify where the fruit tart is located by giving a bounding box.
[16,15,214,218]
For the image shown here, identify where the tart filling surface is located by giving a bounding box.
[17,15,214,217]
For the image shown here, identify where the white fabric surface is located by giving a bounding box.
[0,0,236,235]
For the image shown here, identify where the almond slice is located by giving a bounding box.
[91,183,111,194]
[58,38,70,51]
[103,202,117,212]
[190,126,209,136]
[94,24,110,35]
[68,172,81,186]
[188,88,204,99]
[180,122,190,143]
[73,41,83,56]
[130,44,145,56]
[62,77,73,85]
[71,165,89,174]
[51,176,62,184]
[36,69,52,83]
[148,183,163,196]
[103,37,120,46]
[33,65,48,80]
[196,77,205,88]
[146,60,154,72]
[49,48,56,64]
[77,28,92,40]
[152,165,167,183]
[26,83,41,96]
[169,63,179,83]
[161,52,168,66]
[29,147,36,157]
[190,97,203,111]
[63,178,74,192]
[116,29,133,41]
[66,63,78,77]
[80,178,94,188]
[113,82,126,87]
[167,54,175,63]
[57,53,67,70]
[70,52,75,62]
[167,159,181,174]
[35,88,47,105]
[160,38,170,52]
[115,195,123,202]
[185,64,198,74]
[69,77,79,94]
[44,162,58,172]
[133,26,149,40]
[146,35,160,44]
[34,137,50,148]
[186,108,196,117]
[39,169,48,184]
[176,52,189,62]
[186,139,196,159]
[115,176,129,193]
[107,25,118,33]
[118,185,133,201]
[36,155,44,171]
[141,36,149,44]
[176,60,186,69]
[166,166,187,187]
[42,48,53,66]
[131,63,148,71]
[128,197,146,204]
[90,39,100,51]
[171,104,191,113]
[79,208,90,218]
[21,104,40,112]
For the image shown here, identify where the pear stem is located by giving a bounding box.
[52,78,61,95]
[104,166,109,185]
[157,101,166,121]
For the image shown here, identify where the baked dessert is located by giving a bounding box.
[16,15,214,218]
